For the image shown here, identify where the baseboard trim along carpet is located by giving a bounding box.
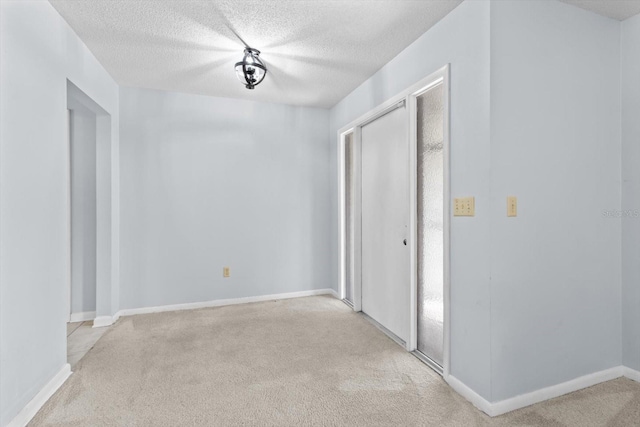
[624,366,640,383]
[92,316,115,328]
[69,311,95,323]
[7,364,71,427]
[446,375,493,416]
[489,366,624,416]
[449,366,627,417]
[120,288,338,317]
[92,288,339,328]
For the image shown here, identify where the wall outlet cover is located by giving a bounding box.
[454,197,475,216]
[507,196,517,217]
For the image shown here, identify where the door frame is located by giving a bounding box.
[337,64,451,377]
[66,109,72,323]
[66,80,115,327]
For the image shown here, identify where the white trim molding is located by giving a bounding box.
[92,315,114,328]
[489,366,623,416]
[118,288,337,318]
[69,311,96,323]
[623,366,640,383]
[93,289,339,328]
[7,364,71,427]
[449,366,625,417]
[446,375,493,415]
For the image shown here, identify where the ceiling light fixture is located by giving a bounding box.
[234,47,267,90]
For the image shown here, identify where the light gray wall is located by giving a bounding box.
[329,0,627,403]
[329,0,493,399]
[489,0,622,401]
[69,107,97,315]
[622,12,640,372]
[0,1,119,425]
[119,87,331,310]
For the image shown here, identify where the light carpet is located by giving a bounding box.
[31,296,640,426]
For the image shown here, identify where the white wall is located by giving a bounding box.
[622,12,640,373]
[0,1,119,424]
[329,0,493,399]
[489,0,622,401]
[69,107,97,315]
[119,87,331,310]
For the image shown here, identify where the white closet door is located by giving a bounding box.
[361,105,410,342]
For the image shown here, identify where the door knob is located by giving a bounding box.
[403,239,407,246]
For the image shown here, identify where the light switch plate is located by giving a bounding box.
[507,196,517,217]
[223,267,230,278]
[454,197,475,216]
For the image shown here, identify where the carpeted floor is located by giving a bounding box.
[31,296,640,426]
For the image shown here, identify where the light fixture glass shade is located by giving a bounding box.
[234,48,267,89]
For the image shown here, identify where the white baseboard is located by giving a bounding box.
[449,366,624,417]
[7,364,71,427]
[328,288,339,299]
[446,375,493,415]
[92,315,114,328]
[93,289,337,328]
[69,311,95,323]
[623,366,640,382]
[490,366,623,416]
[118,288,336,318]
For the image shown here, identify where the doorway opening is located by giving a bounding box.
[66,81,113,367]
[67,104,97,323]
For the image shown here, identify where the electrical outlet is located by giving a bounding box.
[454,197,475,216]
[507,196,517,217]
[223,267,230,278]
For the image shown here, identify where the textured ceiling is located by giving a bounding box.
[49,0,463,108]
[559,0,640,20]
[48,0,639,108]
